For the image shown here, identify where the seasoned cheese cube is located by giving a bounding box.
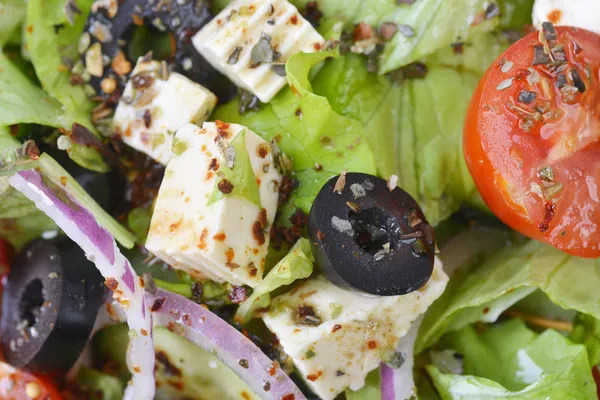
[192,0,325,103]
[533,0,600,34]
[146,122,282,287]
[113,57,217,165]
[262,258,448,400]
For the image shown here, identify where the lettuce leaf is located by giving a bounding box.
[570,313,600,367]
[0,0,26,47]
[0,126,57,248]
[428,321,596,399]
[417,240,600,353]
[235,238,314,324]
[25,0,95,116]
[213,51,377,218]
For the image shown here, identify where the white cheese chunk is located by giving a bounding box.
[192,0,325,103]
[146,122,282,287]
[533,0,600,34]
[113,57,218,165]
[262,258,448,400]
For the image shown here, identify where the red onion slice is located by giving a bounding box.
[9,169,155,400]
[150,288,306,400]
[380,317,422,400]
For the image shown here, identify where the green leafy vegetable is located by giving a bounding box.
[235,238,314,324]
[345,370,381,400]
[418,240,600,353]
[428,321,596,399]
[0,0,26,47]
[208,129,262,208]
[77,367,125,400]
[25,0,95,116]
[127,207,152,243]
[497,0,535,31]
[570,313,600,367]
[213,50,377,218]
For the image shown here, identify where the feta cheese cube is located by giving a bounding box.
[113,57,218,165]
[262,258,448,400]
[146,122,282,287]
[192,0,325,103]
[533,0,600,35]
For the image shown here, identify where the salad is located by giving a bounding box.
[0,0,599,399]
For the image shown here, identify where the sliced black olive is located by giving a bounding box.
[0,238,105,373]
[308,173,435,296]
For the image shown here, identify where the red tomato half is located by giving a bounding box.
[0,362,62,399]
[464,25,600,257]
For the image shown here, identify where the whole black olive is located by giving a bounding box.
[308,173,435,296]
[44,147,126,215]
[0,238,105,373]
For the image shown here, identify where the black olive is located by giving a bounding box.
[0,238,105,373]
[44,147,126,215]
[308,173,435,296]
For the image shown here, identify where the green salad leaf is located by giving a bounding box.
[428,320,596,399]
[235,238,314,324]
[208,129,262,208]
[345,370,381,400]
[0,126,57,248]
[0,0,26,47]
[498,0,536,31]
[418,240,600,353]
[379,0,498,73]
[213,50,377,219]
[570,313,600,367]
[77,367,125,400]
[25,0,95,117]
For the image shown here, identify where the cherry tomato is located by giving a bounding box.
[0,362,62,399]
[464,24,600,257]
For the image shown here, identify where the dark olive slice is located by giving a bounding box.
[0,238,105,373]
[308,173,435,296]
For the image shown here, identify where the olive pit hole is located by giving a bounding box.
[19,279,45,329]
[348,208,396,256]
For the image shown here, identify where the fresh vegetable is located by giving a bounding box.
[9,168,154,399]
[428,320,596,399]
[93,324,260,400]
[235,238,314,324]
[213,50,377,220]
[0,0,26,47]
[0,237,104,373]
[309,172,435,296]
[464,24,600,257]
[77,367,125,400]
[0,362,62,400]
[417,239,600,353]
[150,288,307,400]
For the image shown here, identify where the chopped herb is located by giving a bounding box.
[329,303,343,319]
[251,33,279,65]
[296,304,321,326]
[484,2,500,20]
[544,182,564,200]
[272,64,286,77]
[532,45,551,65]
[541,21,558,42]
[384,351,406,368]
[379,22,398,41]
[397,24,415,38]
[538,166,554,182]
[517,90,537,104]
[305,348,316,359]
[143,109,152,128]
[239,89,261,115]
[556,73,567,89]
[570,68,586,93]
[171,138,188,156]
[228,47,243,65]
[336,370,346,376]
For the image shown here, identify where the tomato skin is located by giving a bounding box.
[0,362,62,399]
[464,26,600,257]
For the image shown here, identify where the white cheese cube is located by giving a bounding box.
[192,0,325,103]
[113,57,218,165]
[146,122,282,287]
[533,0,600,34]
[262,258,448,400]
